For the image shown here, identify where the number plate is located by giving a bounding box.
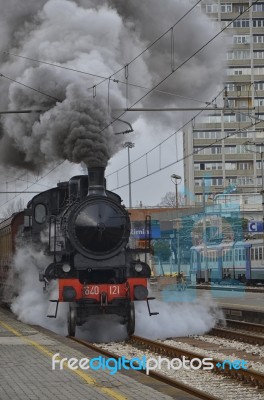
[83,285,99,296]
[109,285,120,295]
[83,285,121,297]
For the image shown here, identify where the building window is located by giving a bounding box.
[253,35,264,43]
[195,194,203,203]
[212,178,223,186]
[236,113,251,122]
[225,162,236,170]
[226,83,250,92]
[227,50,250,60]
[235,131,251,138]
[238,162,252,170]
[233,5,247,13]
[254,51,264,59]
[253,19,264,28]
[233,19,250,28]
[233,35,250,44]
[227,67,264,76]
[255,82,264,90]
[253,3,264,12]
[225,146,236,154]
[211,147,222,154]
[236,176,254,185]
[193,131,222,139]
[221,3,232,13]
[236,100,249,108]
[206,4,218,13]
[194,147,222,156]
[255,99,264,106]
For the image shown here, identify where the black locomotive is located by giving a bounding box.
[26,166,156,336]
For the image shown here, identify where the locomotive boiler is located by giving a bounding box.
[32,166,157,336]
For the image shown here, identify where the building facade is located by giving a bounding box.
[184,1,264,206]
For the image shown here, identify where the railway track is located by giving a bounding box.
[69,336,219,400]
[225,319,264,334]
[209,319,264,345]
[130,335,264,387]
[69,335,264,400]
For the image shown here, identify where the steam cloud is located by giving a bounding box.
[0,0,226,171]
[77,297,223,342]
[9,245,222,340]
[9,245,67,335]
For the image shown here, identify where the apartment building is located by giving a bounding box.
[184,1,264,206]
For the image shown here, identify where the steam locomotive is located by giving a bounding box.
[0,166,156,336]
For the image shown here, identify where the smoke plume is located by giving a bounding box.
[0,0,226,172]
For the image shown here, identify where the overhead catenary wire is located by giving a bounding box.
[0,0,207,106]
[0,72,61,102]
[106,81,264,190]
[86,0,203,90]
[107,87,227,178]
[90,0,262,137]
[0,161,65,209]
[1,51,210,105]
[0,0,228,115]
[108,117,264,192]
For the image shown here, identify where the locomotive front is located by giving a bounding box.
[41,166,152,337]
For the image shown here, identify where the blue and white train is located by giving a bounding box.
[190,239,264,284]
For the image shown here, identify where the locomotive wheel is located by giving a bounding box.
[67,303,77,337]
[127,301,135,336]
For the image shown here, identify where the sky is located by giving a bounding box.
[0,0,227,215]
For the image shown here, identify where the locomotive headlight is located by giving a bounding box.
[62,286,76,301]
[62,264,71,273]
[134,285,148,300]
[135,263,143,273]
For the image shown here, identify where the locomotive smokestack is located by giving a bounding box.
[87,166,106,196]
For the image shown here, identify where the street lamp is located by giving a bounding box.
[123,142,135,208]
[171,174,182,208]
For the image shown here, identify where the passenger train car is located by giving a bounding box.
[190,239,264,284]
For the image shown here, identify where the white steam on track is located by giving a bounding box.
[9,246,68,335]
[8,244,222,340]
[0,0,226,171]
[134,297,223,340]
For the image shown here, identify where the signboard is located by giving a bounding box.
[131,220,160,239]
[248,221,263,232]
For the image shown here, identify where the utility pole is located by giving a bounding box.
[123,142,134,208]
[202,178,209,283]
[261,151,264,255]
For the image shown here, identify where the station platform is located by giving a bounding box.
[153,286,264,312]
[0,308,198,400]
